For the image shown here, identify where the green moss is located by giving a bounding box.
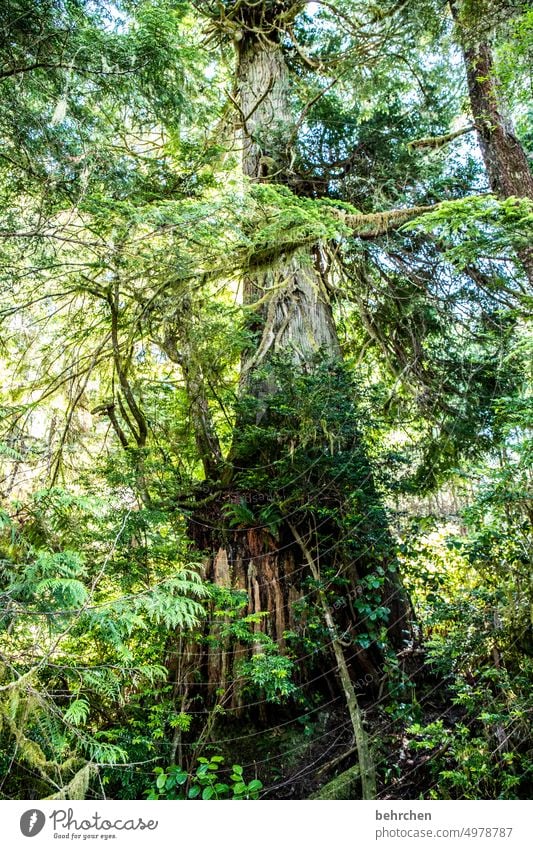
[310,765,361,799]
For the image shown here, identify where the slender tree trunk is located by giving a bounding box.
[450,1,533,279]
[458,39,533,200]
[290,521,376,799]
[157,299,223,481]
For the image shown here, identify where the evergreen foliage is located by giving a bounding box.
[0,0,531,800]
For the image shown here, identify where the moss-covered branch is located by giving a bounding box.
[408,125,475,151]
[331,203,441,238]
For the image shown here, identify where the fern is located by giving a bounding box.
[132,569,208,630]
[78,668,123,703]
[81,737,128,765]
[64,699,90,727]
[222,500,255,528]
[0,442,23,462]
[35,577,88,607]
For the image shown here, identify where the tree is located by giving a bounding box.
[1,0,531,801]
[450,0,533,279]
[186,0,420,672]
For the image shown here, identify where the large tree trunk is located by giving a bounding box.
[450,1,533,279]
[235,35,340,370]
[187,22,415,713]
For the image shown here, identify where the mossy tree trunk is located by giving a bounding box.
[187,10,415,722]
[236,33,340,372]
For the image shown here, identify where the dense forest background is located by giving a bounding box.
[0,0,531,801]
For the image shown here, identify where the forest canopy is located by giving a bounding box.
[0,0,531,801]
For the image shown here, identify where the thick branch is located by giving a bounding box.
[408,125,476,151]
[108,285,147,448]
[333,203,441,238]
[91,403,130,449]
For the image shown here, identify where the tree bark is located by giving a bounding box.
[450,1,533,279]
[235,35,340,373]
[460,41,533,201]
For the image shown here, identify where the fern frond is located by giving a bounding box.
[63,698,90,727]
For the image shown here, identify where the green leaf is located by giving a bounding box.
[214,782,229,793]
